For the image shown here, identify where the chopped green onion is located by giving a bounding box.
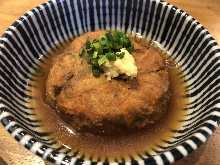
[106,52,116,61]
[116,52,125,59]
[92,65,102,77]
[98,56,108,65]
[93,51,98,58]
[80,31,134,77]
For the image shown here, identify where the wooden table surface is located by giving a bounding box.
[0,0,220,165]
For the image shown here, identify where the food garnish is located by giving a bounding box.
[80,31,137,79]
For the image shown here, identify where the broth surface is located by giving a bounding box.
[27,32,188,161]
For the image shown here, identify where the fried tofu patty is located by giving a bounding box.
[46,31,170,135]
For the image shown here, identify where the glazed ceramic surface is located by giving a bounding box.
[0,0,220,164]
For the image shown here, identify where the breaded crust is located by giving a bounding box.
[46,31,170,135]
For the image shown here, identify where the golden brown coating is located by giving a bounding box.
[46,31,170,135]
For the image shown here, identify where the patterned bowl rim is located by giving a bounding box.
[0,0,220,164]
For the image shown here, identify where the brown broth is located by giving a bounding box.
[27,37,188,162]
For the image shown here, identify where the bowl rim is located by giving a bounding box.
[0,0,220,164]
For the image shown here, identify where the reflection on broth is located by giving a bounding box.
[27,31,188,161]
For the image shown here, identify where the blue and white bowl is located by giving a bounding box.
[0,0,220,164]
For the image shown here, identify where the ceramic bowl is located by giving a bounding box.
[0,0,220,164]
